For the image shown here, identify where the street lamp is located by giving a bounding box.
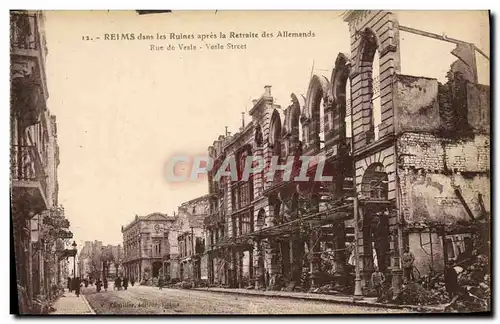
[72,241,77,279]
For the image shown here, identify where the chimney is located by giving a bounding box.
[264,85,272,96]
[252,99,258,106]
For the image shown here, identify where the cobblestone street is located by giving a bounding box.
[80,285,412,315]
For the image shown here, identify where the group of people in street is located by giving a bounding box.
[66,277,82,297]
[371,245,475,304]
[112,276,133,290]
[370,246,416,300]
[66,276,138,295]
[94,276,136,292]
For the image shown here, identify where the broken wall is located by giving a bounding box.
[398,133,490,225]
[394,74,440,134]
[409,231,472,276]
[467,83,490,132]
[409,231,444,275]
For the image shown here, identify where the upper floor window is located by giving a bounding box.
[153,241,161,257]
[240,211,253,235]
[319,98,325,150]
[270,110,282,158]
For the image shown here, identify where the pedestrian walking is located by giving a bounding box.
[371,267,385,300]
[103,277,108,292]
[84,278,89,288]
[130,277,135,286]
[123,277,129,290]
[67,277,71,292]
[96,279,102,292]
[115,276,122,291]
[75,277,81,297]
[158,276,164,290]
[402,246,415,283]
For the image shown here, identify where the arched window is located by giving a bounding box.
[270,110,282,158]
[357,28,380,143]
[232,146,253,211]
[372,49,382,141]
[289,96,302,155]
[319,98,325,150]
[255,124,263,147]
[305,76,329,152]
[274,200,282,224]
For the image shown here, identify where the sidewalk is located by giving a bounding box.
[50,289,95,315]
[192,287,445,312]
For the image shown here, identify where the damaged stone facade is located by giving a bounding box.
[201,10,490,295]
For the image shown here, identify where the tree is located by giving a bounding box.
[101,246,115,278]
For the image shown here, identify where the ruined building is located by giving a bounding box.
[203,10,490,295]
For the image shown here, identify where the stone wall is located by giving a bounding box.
[398,133,490,173]
[398,133,490,225]
[394,75,440,134]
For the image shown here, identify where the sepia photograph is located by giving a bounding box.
[9,9,491,315]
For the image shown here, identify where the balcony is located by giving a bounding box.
[11,13,40,51]
[203,212,225,228]
[10,11,48,101]
[11,145,48,214]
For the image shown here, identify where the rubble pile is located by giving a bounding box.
[457,254,489,288]
[396,282,450,305]
[450,254,491,312]
[171,280,195,289]
[310,283,335,294]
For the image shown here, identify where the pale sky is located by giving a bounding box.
[43,10,489,245]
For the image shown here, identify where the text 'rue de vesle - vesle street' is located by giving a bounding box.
[81,31,317,52]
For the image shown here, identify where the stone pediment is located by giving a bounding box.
[144,212,173,221]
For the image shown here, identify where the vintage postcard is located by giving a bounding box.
[10,10,491,315]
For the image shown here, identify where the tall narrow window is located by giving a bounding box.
[319,98,325,150]
[345,78,352,139]
[298,120,303,144]
[372,49,382,141]
[446,238,455,260]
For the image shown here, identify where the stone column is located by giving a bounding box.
[266,240,281,290]
[391,268,403,298]
[230,249,236,288]
[239,250,245,288]
[359,207,373,290]
[333,223,347,287]
[291,236,304,283]
[309,228,322,289]
[253,240,264,289]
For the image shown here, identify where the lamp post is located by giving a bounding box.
[72,241,77,279]
[101,247,105,280]
[350,80,363,300]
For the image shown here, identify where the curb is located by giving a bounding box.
[81,295,96,315]
[190,288,443,313]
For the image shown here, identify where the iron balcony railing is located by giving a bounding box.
[10,12,40,51]
[11,145,47,195]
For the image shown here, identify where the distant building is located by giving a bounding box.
[121,213,176,282]
[168,195,209,282]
